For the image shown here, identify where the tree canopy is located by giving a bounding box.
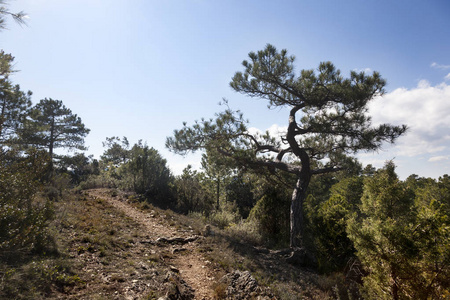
[0,0,27,30]
[0,51,32,146]
[347,162,449,299]
[22,98,90,158]
[167,44,407,250]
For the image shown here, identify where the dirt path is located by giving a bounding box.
[88,189,215,300]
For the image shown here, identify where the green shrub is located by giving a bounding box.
[78,173,121,190]
[0,150,54,259]
[174,165,214,214]
[0,259,83,298]
[305,176,363,273]
[348,163,450,299]
[248,187,290,247]
[209,200,241,229]
[226,219,263,245]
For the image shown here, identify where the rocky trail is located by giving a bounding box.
[87,189,216,299]
[4,188,338,299]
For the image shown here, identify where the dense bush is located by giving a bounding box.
[56,153,99,185]
[248,186,291,247]
[0,150,54,260]
[89,138,175,207]
[347,162,450,299]
[225,175,255,218]
[305,176,363,272]
[173,165,214,214]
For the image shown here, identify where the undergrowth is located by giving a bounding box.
[1,187,359,299]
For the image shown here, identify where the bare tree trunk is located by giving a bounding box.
[290,175,310,248]
[216,177,220,210]
[0,98,6,138]
[47,116,55,182]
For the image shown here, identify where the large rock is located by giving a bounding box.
[219,270,274,300]
[160,271,194,300]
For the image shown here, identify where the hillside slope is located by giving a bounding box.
[1,188,350,299]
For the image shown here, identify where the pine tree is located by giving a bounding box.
[0,51,32,146]
[167,44,407,250]
[347,162,450,299]
[21,98,90,170]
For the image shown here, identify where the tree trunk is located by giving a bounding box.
[0,98,6,138]
[216,177,220,210]
[49,115,55,169]
[46,115,55,182]
[290,175,310,248]
[286,106,312,249]
[391,268,399,300]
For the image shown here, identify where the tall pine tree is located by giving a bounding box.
[0,51,32,147]
[21,98,90,170]
[167,44,407,252]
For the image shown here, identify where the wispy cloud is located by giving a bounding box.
[428,155,449,162]
[445,73,450,81]
[431,62,450,70]
[353,67,373,73]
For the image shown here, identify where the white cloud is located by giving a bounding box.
[248,83,450,178]
[431,62,450,70]
[369,81,450,157]
[247,127,262,136]
[267,124,288,137]
[353,67,373,73]
[247,124,287,139]
[428,156,449,162]
[164,150,203,176]
[371,82,447,132]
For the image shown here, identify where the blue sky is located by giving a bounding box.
[1,0,449,179]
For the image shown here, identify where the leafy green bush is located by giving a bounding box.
[0,259,82,298]
[174,165,214,214]
[98,138,175,207]
[347,162,450,299]
[209,208,241,229]
[248,187,290,247]
[78,172,121,190]
[0,150,54,259]
[306,176,363,273]
[226,219,263,245]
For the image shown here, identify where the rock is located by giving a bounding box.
[220,270,257,298]
[140,240,155,245]
[156,236,198,245]
[163,271,194,300]
[252,246,270,254]
[270,248,292,256]
[219,270,274,300]
[172,247,188,254]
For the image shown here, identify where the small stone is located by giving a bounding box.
[172,247,187,254]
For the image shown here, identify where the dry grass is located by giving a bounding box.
[1,190,173,299]
[130,195,353,299]
[1,188,356,299]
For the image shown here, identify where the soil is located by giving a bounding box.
[86,188,218,299]
[1,188,345,299]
